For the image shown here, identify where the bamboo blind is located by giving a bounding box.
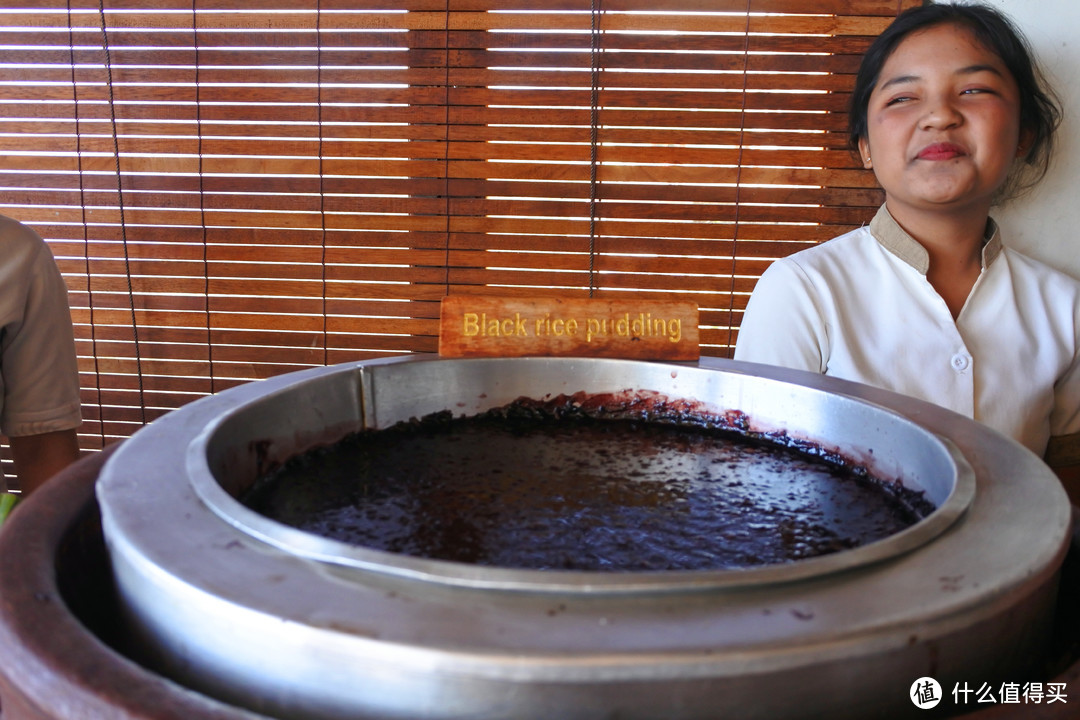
[0,0,914,465]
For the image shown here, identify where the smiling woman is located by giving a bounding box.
[0,0,918,471]
[859,23,1026,316]
[734,2,1080,487]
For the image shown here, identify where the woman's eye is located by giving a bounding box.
[885,96,914,106]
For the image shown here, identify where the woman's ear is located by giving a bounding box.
[1016,128,1036,160]
[858,136,873,169]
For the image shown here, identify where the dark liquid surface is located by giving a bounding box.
[244,410,931,572]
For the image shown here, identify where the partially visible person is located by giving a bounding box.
[733,4,1080,486]
[0,213,82,506]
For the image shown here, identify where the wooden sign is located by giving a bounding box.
[439,296,699,361]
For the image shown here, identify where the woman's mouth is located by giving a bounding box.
[917,142,966,161]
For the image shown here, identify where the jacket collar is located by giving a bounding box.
[869,204,1002,275]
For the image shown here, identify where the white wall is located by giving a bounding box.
[972,0,1080,279]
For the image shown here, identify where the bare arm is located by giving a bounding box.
[10,428,80,496]
[1046,433,1080,505]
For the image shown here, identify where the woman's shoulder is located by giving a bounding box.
[997,248,1080,328]
[1000,246,1080,292]
[770,225,881,275]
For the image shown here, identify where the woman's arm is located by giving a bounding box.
[10,428,81,496]
[733,259,828,372]
[1046,433,1080,504]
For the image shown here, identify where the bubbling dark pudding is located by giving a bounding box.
[243,392,933,571]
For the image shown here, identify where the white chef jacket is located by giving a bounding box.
[734,205,1080,457]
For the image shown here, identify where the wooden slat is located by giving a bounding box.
[0,0,919,468]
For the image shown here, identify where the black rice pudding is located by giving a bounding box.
[242,392,934,571]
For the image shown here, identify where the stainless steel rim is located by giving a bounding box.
[185,357,976,594]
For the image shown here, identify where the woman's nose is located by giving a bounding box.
[920,95,963,129]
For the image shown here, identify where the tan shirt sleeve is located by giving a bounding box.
[0,218,82,438]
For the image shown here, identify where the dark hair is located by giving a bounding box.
[848,2,1061,200]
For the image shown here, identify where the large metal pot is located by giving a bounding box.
[94,356,1071,719]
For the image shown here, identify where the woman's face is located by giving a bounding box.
[858,23,1026,221]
